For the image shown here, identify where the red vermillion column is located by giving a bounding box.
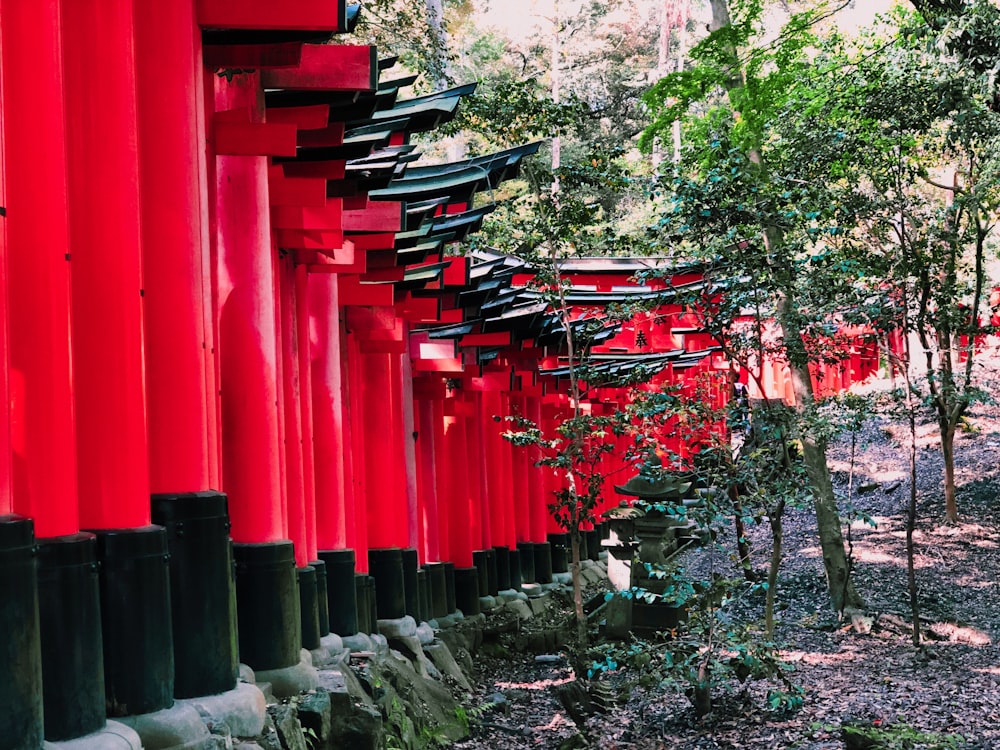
[526,396,548,542]
[464,391,489,551]
[295,266,317,563]
[344,330,368,571]
[213,73,284,544]
[508,396,532,543]
[279,256,307,567]
[481,390,510,548]
[135,0,212,494]
[62,0,177,717]
[414,394,440,562]
[3,0,75,535]
[360,349,409,549]
[431,398,451,562]
[499,392,518,549]
[398,350,419,550]
[443,401,475,568]
[64,0,149,530]
[310,272,347,550]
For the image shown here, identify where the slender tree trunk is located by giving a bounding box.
[939,418,958,522]
[707,0,863,615]
[765,497,785,638]
[777,299,865,615]
[730,483,756,581]
[570,527,586,642]
[424,0,449,90]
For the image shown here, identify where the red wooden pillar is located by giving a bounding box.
[431,398,451,563]
[526,396,548,543]
[295,266,317,564]
[398,351,419,550]
[135,0,214,495]
[508,396,532,543]
[443,402,475,569]
[62,0,177,718]
[279,256,308,568]
[480,390,510,548]
[498,392,518,549]
[414,393,440,563]
[309,271,345,551]
[63,0,149,531]
[213,72,284,544]
[360,351,409,549]
[2,0,75,536]
[212,71,301,672]
[344,330,368,571]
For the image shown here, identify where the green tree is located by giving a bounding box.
[642,0,869,615]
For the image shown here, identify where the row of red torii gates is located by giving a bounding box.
[0,1,885,747]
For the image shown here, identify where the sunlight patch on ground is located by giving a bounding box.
[850,545,931,569]
[954,574,997,589]
[535,713,574,732]
[798,545,821,557]
[781,649,865,666]
[972,666,1000,676]
[495,675,576,691]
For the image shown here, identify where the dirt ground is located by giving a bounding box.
[454,363,1000,749]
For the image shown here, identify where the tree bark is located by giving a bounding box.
[939,418,958,522]
[765,497,785,638]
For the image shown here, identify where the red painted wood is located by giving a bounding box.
[214,120,298,156]
[344,332,368,570]
[361,352,409,548]
[196,0,346,30]
[295,266,318,562]
[443,408,474,568]
[136,0,216,495]
[342,201,403,233]
[261,45,376,91]
[463,392,489,551]
[442,257,468,288]
[348,232,396,251]
[275,229,345,250]
[63,0,150,529]
[398,350,419,550]
[337,275,394,307]
[508,397,532,543]
[202,42,303,69]
[457,331,511,347]
[431,398,450,562]
[498,392,517,549]
[279,256,308,567]
[213,72,284,543]
[266,104,330,130]
[415,396,439,562]
[297,123,347,147]
[310,272,347,550]
[282,160,346,179]
[271,203,343,231]
[480,391,509,549]
[2,0,75,533]
[525,397,548,542]
[268,171,328,206]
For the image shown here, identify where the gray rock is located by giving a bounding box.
[239,664,256,685]
[415,622,435,645]
[528,594,551,615]
[114,702,210,750]
[44,721,142,750]
[498,589,528,602]
[254,650,320,699]
[479,595,498,611]
[535,654,564,665]
[521,583,543,598]
[268,704,307,750]
[376,615,417,639]
[341,632,374,653]
[506,599,534,621]
[179,681,267,738]
[423,641,472,692]
[370,633,389,656]
[297,690,331,749]
[329,696,382,750]
[553,572,573,586]
[320,632,344,656]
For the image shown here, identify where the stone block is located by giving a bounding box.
[415,622,435,645]
[376,615,417,639]
[254,650,319,699]
[114,702,210,750]
[506,599,534,622]
[423,641,472,692]
[179,681,267,738]
[268,704,307,750]
[297,690,331,749]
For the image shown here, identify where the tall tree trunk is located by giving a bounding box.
[939,418,958,522]
[424,0,449,90]
[777,299,865,614]
[707,0,863,615]
[765,497,785,638]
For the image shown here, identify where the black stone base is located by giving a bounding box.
[152,491,238,699]
[298,565,321,650]
[368,548,405,620]
[442,562,457,613]
[493,546,511,591]
[401,548,419,620]
[533,541,553,584]
[517,541,535,583]
[0,515,43,747]
[233,540,301,672]
[508,548,522,589]
[311,559,330,636]
[320,549,357,636]
[37,532,105,741]
[548,532,569,574]
[586,529,601,561]
[423,562,448,619]
[453,566,480,616]
[354,573,371,634]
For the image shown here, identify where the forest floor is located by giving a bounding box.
[453,359,1000,749]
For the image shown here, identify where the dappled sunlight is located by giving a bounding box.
[495,675,576,691]
[781,648,872,667]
